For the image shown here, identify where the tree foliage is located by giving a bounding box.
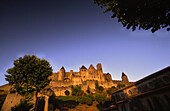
[95,80,99,90]
[5,55,53,96]
[107,86,117,95]
[98,86,104,92]
[77,96,93,105]
[86,85,91,93]
[117,84,125,89]
[95,94,107,104]
[94,0,170,33]
[71,85,84,96]
[64,90,70,96]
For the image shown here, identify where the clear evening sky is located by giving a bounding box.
[0,0,169,86]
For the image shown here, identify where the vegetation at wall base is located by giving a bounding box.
[71,85,84,96]
[65,90,70,96]
[95,94,107,104]
[11,99,33,111]
[86,85,91,93]
[117,84,125,89]
[0,94,7,110]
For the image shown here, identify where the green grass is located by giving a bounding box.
[56,96,77,101]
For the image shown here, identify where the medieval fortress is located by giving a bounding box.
[49,63,131,96]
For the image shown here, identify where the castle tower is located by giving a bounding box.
[121,72,129,83]
[69,70,73,80]
[97,63,105,82]
[80,65,88,81]
[58,66,65,81]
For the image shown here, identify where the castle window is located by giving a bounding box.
[84,76,85,78]
[94,76,95,78]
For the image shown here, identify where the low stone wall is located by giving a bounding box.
[1,92,23,111]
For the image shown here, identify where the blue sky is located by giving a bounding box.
[0,0,169,86]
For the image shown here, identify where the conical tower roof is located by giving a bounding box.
[80,65,87,69]
[61,66,65,70]
[122,72,126,77]
[89,64,96,70]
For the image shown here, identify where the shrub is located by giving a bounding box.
[117,84,125,89]
[0,94,7,110]
[107,87,117,95]
[111,86,116,89]
[98,86,104,92]
[11,99,33,111]
[77,96,93,105]
[95,94,107,104]
[71,85,84,96]
[48,103,54,111]
[95,80,99,90]
[86,85,90,93]
[65,90,70,96]
[86,94,95,101]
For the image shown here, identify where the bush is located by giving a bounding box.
[0,94,7,110]
[86,86,90,93]
[95,94,107,104]
[117,84,125,89]
[64,90,70,96]
[111,86,116,89]
[98,86,104,92]
[48,103,54,111]
[107,87,117,95]
[86,94,95,101]
[95,80,99,90]
[77,96,93,105]
[11,99,33,111]
[71,85,84,96]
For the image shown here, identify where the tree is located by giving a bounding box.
[107,86,117,95]
[98,86,104,92]
[117,84,125,89]
[77,96,93,105]
[95,94,107,104]
[86,85,90,93]
[95,80,99,90]
[65,90,70,96]
[94,0,170,33]
[5,55,53,99]
[71,85,84,96]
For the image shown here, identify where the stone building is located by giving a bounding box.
[49,63,131,96]
[110,66,170,111]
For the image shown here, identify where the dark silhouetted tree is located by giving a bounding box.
[94,0,170,33]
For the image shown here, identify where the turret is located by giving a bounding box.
[96,63,104,82]
[58,66,65,81]
[121,72,129,83]
[80,65,88,80]
[80,65,87,72]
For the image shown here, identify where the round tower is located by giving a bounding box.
[121,72,129,83]
[58,66,65,81]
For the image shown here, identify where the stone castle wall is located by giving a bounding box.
[48,63,131,96]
